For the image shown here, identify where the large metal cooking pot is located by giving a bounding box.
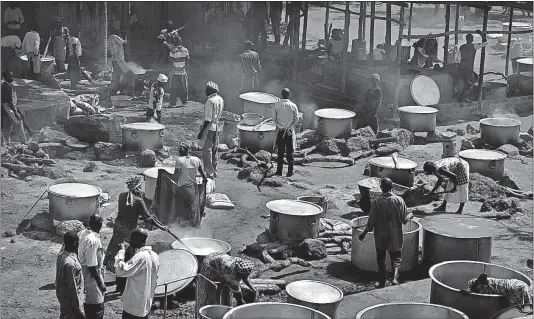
[429,261,532,319]
[20,55,56,75]
[421,214,504,267]
[143,167,175,200]
[237,122,276,153]
[314,108,355,138]
[356,302,469,319]
[507,72,533,95]
[351,216,420,272]
[297,195,329,218]
[222,302,331,319]
[477,82,508,100]
[171,237,231,257]
[122,122,165,151]
[239,92,280,120]
[48,183,102,221]
[267,199,323,243]
[199,305,233,319]
[480,117,521,146]
[517,57,533,74]
[154,247,198,298]
[399,106,438,132]
[491,304,533,319]
[368,156,417,187]
[458,149,507,181]
[286,280,343,319]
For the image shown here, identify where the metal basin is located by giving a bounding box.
[239,92,280,119]
[399,106,438,132]
[241,113,263,126]
[153,245,198,298]
[480,118,521,146]
[368,156,417,187]
[122,122,165,151]
[429,261,532,319]
[48,183,102,222]
[199,305,233,319]
[356,302,469,319]
[517,57,533,74]
[237,122,276,153]
[286,280,343,319]
[315,108,355,138]
[351,216,421,272]
[171,237,231,257]
[492,304,533,319]
[458,149,507,181]
[297,195,329,218]
[222,302,331,319]
[477,82,508,100]
[143,167,175,200]
[267,199,323,243]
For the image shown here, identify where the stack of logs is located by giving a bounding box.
[2,142,56,179]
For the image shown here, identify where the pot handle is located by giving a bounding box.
[308,216,317,226]
[488,160,496,169]
[272,212,279,222]
[131,130,138,139]
[159,130,164,137]
[65,198,75,208]
[257,132,265,140]
[318,118,325,125]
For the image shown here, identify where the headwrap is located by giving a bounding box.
[206,81,219,92]
[372,74,381,82]
[126,176,142,206]
[235,258,255,277]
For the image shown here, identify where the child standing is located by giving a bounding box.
[146,74,168,123]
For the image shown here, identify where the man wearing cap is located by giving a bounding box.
[272,88,299,177]
[146,74,168,123]
[165,35,189,107]
[356,74,382,133]
[239,40,261,92]
[197,81,224,179]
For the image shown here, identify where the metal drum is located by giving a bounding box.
[297,195,329,218]
[239,92,280,120]
[351,216,421,272]
[154,247,198,298]
[286,280,343,319]
[410,75,441,106]
[478,82,509,100]
[314,108,355,138]
[356,302,469,319]
[267,199,323,243]
[368,156,417,187]
[222,302,331,319]
[199,305,233,319]
[122,122,165,151]
[480,118,521,146]
[421,214,505,267]
[517,58,533,74]
[492,304,533,319]
[237,122,276,153]
[458,149,507,181]
[399,106,439,133]
[48,183,102,221]
[143,167,175,200]
[429,261,532,319]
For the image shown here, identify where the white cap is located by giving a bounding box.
[157,74,168,83]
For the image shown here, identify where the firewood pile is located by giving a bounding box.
[2,142,57,179]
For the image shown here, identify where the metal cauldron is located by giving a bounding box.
[491,304,533,319]
[222,302,331,319]
[356,302,469,319]
[286,280,343,319]
[314,108,355,138]
[480,118,521,146]
[237,122,277,153]
[477,82,509,100]
[368,156,417,187]
[199,305,233,319]
[48,183,102,222]
[458,149,507,181]
[239,92,280,120]
[122,122,165,151]
[267,199,323,243]
[399,106,439,132]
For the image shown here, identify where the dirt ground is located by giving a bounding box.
[1,4,533,319]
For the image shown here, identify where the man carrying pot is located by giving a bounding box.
[359,178,412,288]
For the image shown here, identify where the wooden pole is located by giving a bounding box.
[324,2,330,41]
[504,7,514,76]
[314,3,405,26]
[362,2,366,40]
[386,3,392,45]
[454,4,460,45]
[394,4,405,115]
[407,3,413,41]
[369,2,376,65]
[444,4,451,65]
[104,1,108,70]
[301,2,308,51]
[341,2,350,95]
[292,4,300,82]
[405,29,532,39]
[477,8,488,112]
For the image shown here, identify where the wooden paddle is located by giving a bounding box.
[43,34,52,58]
[17,183,51,233]
[147,214,192,251]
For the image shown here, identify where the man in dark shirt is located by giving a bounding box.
[359,178,412,288]
[459,30,487,71]
[356,74,382,133]
[1,70,25,144]
[239,41,261,92]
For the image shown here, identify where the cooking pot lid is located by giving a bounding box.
[237,123,276,132]
[155,248,198,296]
[143,167,175,178]
[459,149,507,161]
[487,33,503,39]
[479,117,521,127]
[239,92,280,104]
[520,72,533,78]
[369,157,417,169]
[398,106,438,114]
[420,214,505,238]
[48,183,101,197]
[314,108,356,119]
[517,57,533,65]
[410,75,441,106]
[266,199,323,216]
[242,113,263,119]
[19,55,55,62]
[286,280,343,304]
[122,122,165,130]
[171,237,231,256]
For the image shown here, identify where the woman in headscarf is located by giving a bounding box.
[103,176,153,294]
[423,157,470,214]
[197,252,257,313]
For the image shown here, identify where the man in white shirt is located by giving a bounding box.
[78,214,106,319]
[115,228,159,319]
[197,81,224,178]
[108,26,133,96]
[3,4,24,38]
[22,23,41,80]
[272,88,299,177]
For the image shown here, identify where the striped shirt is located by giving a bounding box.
[169,45,189,75]
[239,50,261,75]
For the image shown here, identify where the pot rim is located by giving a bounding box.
[286,280,344,304]
[48,183,102,198]
[479,117,521,127]
[266,199,323,217]
[239,92,280,104]
[314,108,356,119]
[351,216,421,235]
[429,261,533,298]
[517,57,533,65]
[122,122,165,130]
[154,248,198,297]
[237,123,276,132]
[368,157,418,170]
[356,302,469,319]
[170,237,232,256]
[479,81,509,88]
[222,302,331,319]
[491,303,534,318]
[458,149,507,161]
[242,112,263,119]
[398,106,439,114]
